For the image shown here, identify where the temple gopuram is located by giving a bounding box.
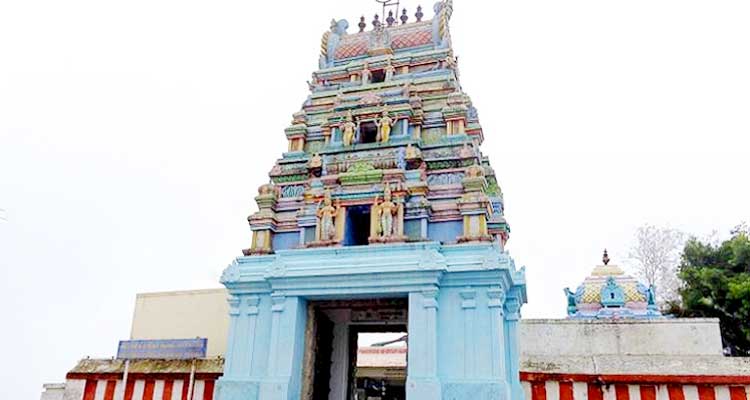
[218,1,527,399]
[39,3,750,400]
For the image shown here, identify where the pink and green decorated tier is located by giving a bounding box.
[244,0,508,255]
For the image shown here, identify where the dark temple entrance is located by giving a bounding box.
[302,299,408,400]
[359,122,378,144]
[344,206,371,246]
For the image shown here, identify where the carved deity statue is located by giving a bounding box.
[341,110,357,147]
[384,58,396,81]
[373,185,398,237]
[361,62,371,85]
[444,54,458,71]
[309,153,322,169]
[316,191,339,241]
[465,163,484,178]
[375,109,396,143]
[647,285,658,309]
[563,288,578,315]
[405,143,420,159]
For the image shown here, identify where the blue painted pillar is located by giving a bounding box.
[458,288,477,378]
[215,295,264,400]
[222,296,241,377]
[504,296,523,400]
[487,287,510,400]
[259,294,307,400]
[406,289,442,399]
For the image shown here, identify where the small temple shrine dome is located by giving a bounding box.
[564,250,663,319]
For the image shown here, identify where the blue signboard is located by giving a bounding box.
[117,338,207,360]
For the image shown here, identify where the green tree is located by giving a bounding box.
[675,224,750,356]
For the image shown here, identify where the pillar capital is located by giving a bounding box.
[271,293,286,313]
[228,296,242,316]
[245,296,260,315]
[459,288,477,309]
[421,288,439,309]
[487,286,506,309]
[504,297,521,321]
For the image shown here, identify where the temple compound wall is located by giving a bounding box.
[520,319,750,400]
[44,288,750,400]
[59,359,222,400]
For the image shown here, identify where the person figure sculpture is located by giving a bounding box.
[341,110,357,147]
[375,109,396,143]
[563,288,578,315]
[384,58,396,81]
[646,285,658,310]
[316,191,338,242]
[375,185,398,237]
[309,153,322,169]
[361,62,371,85]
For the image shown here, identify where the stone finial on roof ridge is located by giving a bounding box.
[415,5,424,22]
[386,10,396,27]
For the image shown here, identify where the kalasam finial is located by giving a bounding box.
[603,249,611,265]
[400,8,409,24]
[386,11,395,26]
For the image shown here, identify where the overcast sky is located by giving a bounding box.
[1,1,749,398]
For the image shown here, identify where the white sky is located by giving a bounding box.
[1,1,749,398]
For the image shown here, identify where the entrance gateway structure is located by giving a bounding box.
[215,2,527,399]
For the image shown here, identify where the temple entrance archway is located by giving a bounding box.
[302,298,408,400]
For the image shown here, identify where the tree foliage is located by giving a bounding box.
[628,225,685,305]
[674,224,750,356]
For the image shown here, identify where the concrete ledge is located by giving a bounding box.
[214,379,258,400]
[520,318,723,357]
[441,381,510,400]
[522,355,750,377]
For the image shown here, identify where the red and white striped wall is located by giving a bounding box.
[521,373,750,400]
[64,375,218,400]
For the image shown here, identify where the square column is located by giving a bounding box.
[487,287,511,400]
[258,294,308,400]
[215,295,264,400]
[438,286,511,400]
[504,295,523,400]
[406,289,442,399]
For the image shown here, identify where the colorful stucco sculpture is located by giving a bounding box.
[564,250,662,319]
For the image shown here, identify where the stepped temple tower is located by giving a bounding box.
[34,3,750,400]
[215,2,527,399]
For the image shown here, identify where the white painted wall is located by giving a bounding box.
[61,380,84,400]
[40,383,65,400]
